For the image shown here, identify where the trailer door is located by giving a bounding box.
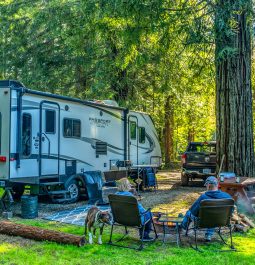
[0,87,11,180]
[128,116,139,165]
[39,101,60,177]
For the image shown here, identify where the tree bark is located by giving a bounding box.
[187,109,195,142]
[0,221,85,246]
[107,37,129,102]
[164,95,174,165]
[215,0,255,176]
[187,128,195,143]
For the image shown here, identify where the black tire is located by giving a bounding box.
[181,174,189,186]
[65,179,80,203]
[11,185,25,200]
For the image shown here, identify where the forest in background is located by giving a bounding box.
[0,0,254,166]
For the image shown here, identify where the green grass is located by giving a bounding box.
[0,219,254,265]
[0,188,4,196]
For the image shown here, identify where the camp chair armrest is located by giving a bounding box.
[140,208,152,217]
[186,211,193,221]
[103,181,116,187]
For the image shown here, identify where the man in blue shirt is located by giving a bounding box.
[181,176,232,242]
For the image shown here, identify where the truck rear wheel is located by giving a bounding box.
[181,174,189,186]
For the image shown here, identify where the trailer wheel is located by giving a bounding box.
[65,180,80,203]
[181,173,189,186]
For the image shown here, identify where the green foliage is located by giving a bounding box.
[2,0,252,162]
[214,0,254,61]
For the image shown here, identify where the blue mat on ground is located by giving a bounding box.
[44,205,110,226]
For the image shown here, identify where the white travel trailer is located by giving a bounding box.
[0,80,161,203]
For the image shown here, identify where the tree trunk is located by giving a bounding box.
[187,128,195,143]
[215,0,255,176]
[0,221,85,246]
[75,65,87,97]
[164,95,174,165]
[107,38,129,102]
[187,109,195,142]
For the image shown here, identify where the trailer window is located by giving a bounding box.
[63,118,81,138]
[187,143,216,153]
[22,113,32,156]
[130,121,137,140]
[73,120,81,137]
[139,127,146,144]
[45,110,56,134]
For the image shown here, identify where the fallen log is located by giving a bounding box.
[239,215,255,228]
[240,221,249,228]
[231,214,240,224]
[235,224,249,233]
[0,221,85,247]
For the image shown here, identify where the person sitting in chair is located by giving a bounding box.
[115,178,154,242]
[181,176,232,242]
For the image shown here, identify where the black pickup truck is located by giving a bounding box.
[181,141,216,186]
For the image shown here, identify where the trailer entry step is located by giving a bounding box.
[40,182,64,186]
[51,198,72,204]
[47,190,69,195]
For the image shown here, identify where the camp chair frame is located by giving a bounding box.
[108,194,158,251]
[144,167,158,192]
[185,198,236,252]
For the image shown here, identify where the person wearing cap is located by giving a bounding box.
[181,176,232,242]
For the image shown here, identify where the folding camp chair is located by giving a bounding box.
[108,194,158,250]
[186,198,235,252]
[83,171,116,204]
[144,167,158,191]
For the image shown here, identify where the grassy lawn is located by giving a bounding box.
[1,174,255,265]
[0,218,254,265]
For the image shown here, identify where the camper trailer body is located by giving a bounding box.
[0,80,161,202]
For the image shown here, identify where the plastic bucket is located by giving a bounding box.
[21,195,38,219]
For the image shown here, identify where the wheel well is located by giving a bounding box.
[65,174,85,188]
[64,175,88,199]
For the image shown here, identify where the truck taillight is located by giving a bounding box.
[181,154,187,164]
[0,156,7,162]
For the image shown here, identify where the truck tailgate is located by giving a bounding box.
[186,152,216,163]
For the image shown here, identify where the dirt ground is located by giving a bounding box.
[8,170,204,218]
[141,170,204,214]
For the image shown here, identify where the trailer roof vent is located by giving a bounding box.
[92,100,119,107]
[96,141,107,156]
[102,100,119,107]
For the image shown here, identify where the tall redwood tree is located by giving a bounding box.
[215,0,255,176]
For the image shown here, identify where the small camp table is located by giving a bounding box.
[157,215,184,247]
[130,164,158,193]
[219,177,255,214]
